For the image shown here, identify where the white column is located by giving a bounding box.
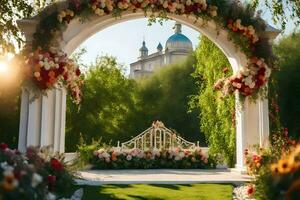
[235,94,270,171]
[18,88,67,153]
[258,98,270,147]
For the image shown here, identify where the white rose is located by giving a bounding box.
[126,155,132,161]
[49,61,55,67]
[38,55,43,60]
[95,8,104,16]
[46,192,56,200]
[249,82,256,89]
[31,173,43,187]
[186,0,192,6]
[240,67,250,76]
[34,71,41,78]
[44,63,51,70]
[174,156,181,161]
[163,1,168,8]
[38,61,44,66]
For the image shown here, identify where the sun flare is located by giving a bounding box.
[0,61,8,74]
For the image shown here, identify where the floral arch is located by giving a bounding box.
[17,0,280,171]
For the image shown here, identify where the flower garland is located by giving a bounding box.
[23,47,82,104]
[25,0,274,102]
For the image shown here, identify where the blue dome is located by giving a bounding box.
[166,33,192,44]
[165,23,193,51]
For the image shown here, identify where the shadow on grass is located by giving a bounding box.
[148,184,193,190]
[127,195,164,200]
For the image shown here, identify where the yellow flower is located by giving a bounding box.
[271,163,279,173]
[277,159,293,174]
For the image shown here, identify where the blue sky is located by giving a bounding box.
[76,19,200,72]
[76,8,297,74]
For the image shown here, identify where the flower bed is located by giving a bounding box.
[0,143,74,200]
[91,147,215,169]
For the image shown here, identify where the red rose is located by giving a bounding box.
[50,158,64,171]
[75,68,81,76]
[0,143,8,151]
[247,185,255,196]
[63,73,69,81]
[284,128,289,137]
[48,175,56,185]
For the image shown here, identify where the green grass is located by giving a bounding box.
[70,184,233,200]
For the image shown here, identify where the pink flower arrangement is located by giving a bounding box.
[91,147,212,169]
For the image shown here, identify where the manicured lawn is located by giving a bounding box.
[72,184,233,200]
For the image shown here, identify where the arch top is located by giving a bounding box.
[18,0,279,100]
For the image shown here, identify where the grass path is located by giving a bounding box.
[72,184,233,200]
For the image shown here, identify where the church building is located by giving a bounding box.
[129,22,193,79]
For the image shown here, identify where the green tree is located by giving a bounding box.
[191,36,236,166]
[135,56,205,144]
[0,0,54,54]
[65,55,138,151]
[273,32,300,139]
[251,0,300,30]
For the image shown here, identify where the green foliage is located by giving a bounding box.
[135,56,204,144]
[66,55,137,151]
[66,54,204,152]
[0,0,54,54]
[191,36,236,166]
[251,0,300,30]
[273,32,300,139]
[75,135,110,169]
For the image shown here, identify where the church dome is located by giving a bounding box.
[165,23,193,51]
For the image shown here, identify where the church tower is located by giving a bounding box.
[139,40,148,58]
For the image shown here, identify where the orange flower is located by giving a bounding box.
[277,159,293,174]
[48,70,56,78]
[49,77,56,84]
[1,173,18,192]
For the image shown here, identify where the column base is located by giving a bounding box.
[231,164,248,175]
